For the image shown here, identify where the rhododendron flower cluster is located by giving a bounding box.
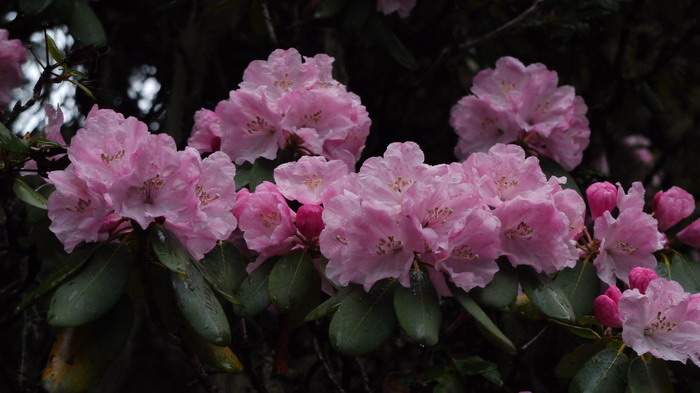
[0,28,28,108]
[450,56,590,171]
[47,106,238,258]
[580,182,665,286]
[376,0,417,18]
[595,268,700,366]
[188,48,370,167]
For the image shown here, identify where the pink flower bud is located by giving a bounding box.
[594,294,622,328]
[652,186,695,231]
[629,267,658,294]
[604,285,622,304]
[678,218,700,249]
[296,204,325,240]
[586,181,617,219]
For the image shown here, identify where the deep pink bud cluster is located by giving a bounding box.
[450,57,590,171]
[594,286,623,328]
[47,106,238,258]
[586,181,617,219]
[187,48,370,167]
[0,29,28,108]
[653,186,695,231]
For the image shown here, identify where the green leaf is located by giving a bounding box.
[248,157,276,190]
[394,270,441,346]
[67,0,107,46]
[15,243,99,314]
[182,327,243,373]
[20,0,55,14]
[234,162,252,190]
[171,262,231,346]
[305,286,352,322]
[150,223,191,277]
[627,356,674,393]
[433,373,467,393]
[454,356,503,386]
[471,259,518,309]
[232,259,275,317]
[197,242,247,304]
[368,14,419,70]
[67,79,97,100]
[555,340,608,379]
[329,282,397,356]
[655,253,700,293]
[45,32,64,65]
[518,265,576,322]
[569,348,629,393]
[41,296,134,393]
[539,156,582,196]
[550,319,601,339]
[0,122,29,153]
[452,287,516,354]
[555,260,600,318]
[48,243,133,327]
[268,249,317,312]
[314,0,349,19]
[13,177,48,209]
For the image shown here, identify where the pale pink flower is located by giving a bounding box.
[618,278,700,366]
[594,286,623,328]
[67,105,151,195]
[44,104,66,145]
[678,218,700,249]
[586,181,617,219]
[653,186,695,231]
[629,267,658,294]
[47,168,116,252]
[0,29,28,108]
[450,96,520,159]
[187,109,223,153]
[273,156,353,205]
[296,204,325,240]
[319,191,362,263]
[376,0,416,18]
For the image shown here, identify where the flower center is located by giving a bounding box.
[505,221,534,240]
[66,198,91,212]
[101,149,125,165]
[375,236,403,255]
[388,176,415,193]
[142,173,164,204]
[195,184,220,206]
[644,311,677,335]
[452,244,479,260]
[259,211,282,228]
[302,174,322,191]
[246,116,275,134]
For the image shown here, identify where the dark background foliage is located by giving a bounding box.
[2,0,700,392]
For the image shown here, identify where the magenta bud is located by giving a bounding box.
[652,186,695,231]
[629,267,658,294]
[296,204,325,240]
[678,218,700,249]
[604,285,622,304]
[586,182,618,219]
[594,294,622,328]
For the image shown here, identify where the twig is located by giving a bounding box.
[2,61,59,125]
[312,335,346,393]
[274,313,290,374]
[355,357,372,393]
[520,325,549,351]
[419,0,546,86]
[260,0,278,46]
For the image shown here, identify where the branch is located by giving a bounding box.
[2,60,59,125]
[260,0,279,46]
[312,334,346,393]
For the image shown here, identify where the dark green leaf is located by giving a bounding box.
[656,253,700,293]
[15,243,99,314]
[13,177,48,209]
[329,282,397,356]
[569,348,629,393]
[555,260,600,318]
[248,157,276,190]
[268,249,317,312]
[171,262,231,346]
[150,223,191,277]
[305,286,352,322]
[627,356,674,393]
[234,162,252,190]
[368,14,419,70]
[454,356,503,386]
[314,0,349,19]
[539,156,582,196]
[48,243,132,327]
[550,319,601,339]
[471,259,518,309]
[67,0,107,46]
[41,297,134,393]
[20,0,55,14]
[67,68,89,79]
[433,373,467,393]
[0,122,29,153]
[182,327,243,373]
[518,265,576,322]
[555,340,608,379]
[422,365,451,383]
[197,242,247,304]
[394,270,441,346]
[45,32,64,65]
[67,79,97,100]
[453,287,516,354]
[232,259,275,317]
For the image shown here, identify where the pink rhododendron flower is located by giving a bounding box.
[618,278,700,366]
[0,29,28,108]
[653,186,695,231]
[273,156,354,205]
[47,168,116,252]
[629,267,658,294]
[594,286,623,328]
[23,105,67,173]
[586,181,617,219]
[451,57,590,170]
[678,218,700,249]
[187,109,223,153]
[376,0,417,18]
